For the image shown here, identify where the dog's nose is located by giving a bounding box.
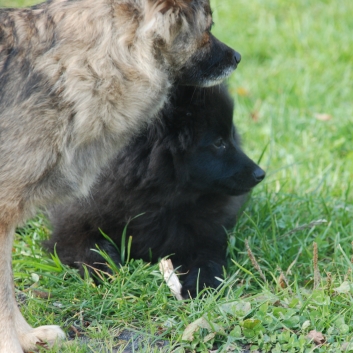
[252,167,265,183]
[234,50,241,64]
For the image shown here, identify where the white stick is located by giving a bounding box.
[159,259,183,301]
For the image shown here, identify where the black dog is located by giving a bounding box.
[45,85,265,298]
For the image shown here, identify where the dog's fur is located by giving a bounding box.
[45,84,265,299]
[0,0,240,351]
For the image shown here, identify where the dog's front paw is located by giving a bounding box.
[181,263,223,299]
[19,325,65,352]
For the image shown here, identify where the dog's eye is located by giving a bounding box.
[213,138,226,149]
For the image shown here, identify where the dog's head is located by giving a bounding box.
[165,85,265,196]
[142,0,240,87]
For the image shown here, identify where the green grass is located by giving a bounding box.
[2,0,353,351]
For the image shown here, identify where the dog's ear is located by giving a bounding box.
[150,0,193,15]
[142,0,197,41]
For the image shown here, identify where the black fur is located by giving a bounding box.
[45,85,265,298]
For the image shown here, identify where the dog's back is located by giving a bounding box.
[0,1,167,225]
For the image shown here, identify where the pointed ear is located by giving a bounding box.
[151,0,193,15]
[141,0,194,41]
[144,0,193,22]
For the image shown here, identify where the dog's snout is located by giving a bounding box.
[234,50,241,64]
[252,167,265,183]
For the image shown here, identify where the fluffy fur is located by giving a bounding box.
[0,0,240,351]
[46,84,265,299]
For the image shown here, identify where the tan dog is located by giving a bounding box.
[0,0,240,351]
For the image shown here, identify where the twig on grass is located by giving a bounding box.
[282,219,327,238]
[313,242,321,289]
[245,239,267,284]
[80,262,114,282]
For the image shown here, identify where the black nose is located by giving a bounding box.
[252,167,265,183]
[234,50,241,64]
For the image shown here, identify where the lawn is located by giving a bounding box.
[1,0,353,351]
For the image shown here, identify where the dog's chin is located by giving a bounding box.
[227,188,252,197]
[176,64,238,87]
[180,66,238,88]
[217,187,252,196]
[197,76,228,88]
[213,183,251,196]
[199,67,238,87]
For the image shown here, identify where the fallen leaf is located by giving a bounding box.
[182,317,211,341]
[278,273,286,288]
[221,301,251,317]
[307,330,325,345]
[242,318,261,329]
[334,281,351,294]
[31,290,50,299]
[182,317,224,342]
[341,342,353,351]
[314,113,332,121]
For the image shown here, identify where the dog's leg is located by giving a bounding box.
[0,224,65,352]
[15,304,65,351]
[0,224,23,353]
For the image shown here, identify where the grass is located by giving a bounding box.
[2,0,353,351]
